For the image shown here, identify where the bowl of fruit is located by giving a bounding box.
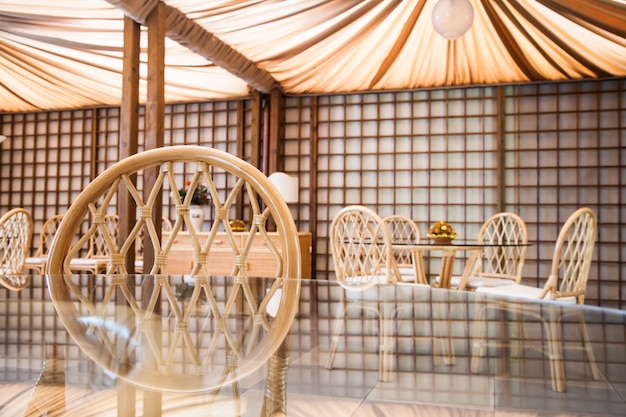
[229,219,246,232]
[426,221,457,245]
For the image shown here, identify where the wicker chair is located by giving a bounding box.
[444,212,528,290]
[25,213,121,274]
[65,213,119,274]
[472,207,599,392]
[383,214,421,282]
[0,208,33,290]
[24,214,64,274]
[326,205,423,381]
[45,145,301,416]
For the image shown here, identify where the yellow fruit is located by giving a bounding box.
[426,221,457,239]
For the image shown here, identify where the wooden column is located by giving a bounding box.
[119,16,140,273]
[310,96,319,278]
[142,4,165,416]
[142,2,166,272]
[496,85,505,213]
[117,16,142,417]
[250,90,262,169]
[266,88,283,174]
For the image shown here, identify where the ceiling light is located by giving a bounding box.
[431,0,474,40]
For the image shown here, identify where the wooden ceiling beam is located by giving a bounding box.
[105,0,278,93]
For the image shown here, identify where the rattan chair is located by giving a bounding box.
[444,212,528,290]
[45,145,302,416]
[24,214,64,274]
[24,213,116,274]
[327,205,415,381]
[65,213,119,274]
[383,214,421,282]
[0,208,33,290]
[472,207,599,392]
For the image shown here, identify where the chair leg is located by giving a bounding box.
[379,310,394,382]
[471,302,488,373]
[326,304,347,370]
[261,343,289,417]
[545,306,601,393]
[546,308,566,393]
[508,306,527,359]
[432,293,456,366]
[578,311,601,380]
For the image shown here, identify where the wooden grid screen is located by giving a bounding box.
[281,80,625,309]
[502,81,624,307]
[0,101,249,250]
[299,89,501,292]
[1,110,101,226]
[1,79,625,308]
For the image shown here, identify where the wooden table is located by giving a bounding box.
[396,241,531,290]
[394,242,484,289]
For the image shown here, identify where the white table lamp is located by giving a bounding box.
[268,172,299,204]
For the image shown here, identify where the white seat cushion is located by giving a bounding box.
[437,274,515,289]
[476,284,577,304]
[381,267,416,283]
[25,256,47,265]
[465,276,517,288]
[69,258,107,266]
[397,266,415,276]
[24,256,47,271]
[68,258,109,272]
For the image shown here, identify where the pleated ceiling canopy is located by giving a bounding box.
[1,0,625,113]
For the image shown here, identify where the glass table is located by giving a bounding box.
[394,241,531,290]
[0,274,624,416]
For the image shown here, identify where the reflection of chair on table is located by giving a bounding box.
[472,207,599,392]
[46,145,301,416]
[0,208,33,290]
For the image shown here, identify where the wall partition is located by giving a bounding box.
[280,80,625,309]
[1,79,624,308]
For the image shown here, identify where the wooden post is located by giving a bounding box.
[119,16,140,273]
[267,88,283,175]
[142,4,165,415]
[142,2,165,273]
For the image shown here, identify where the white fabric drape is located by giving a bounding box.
[1,0,625,112]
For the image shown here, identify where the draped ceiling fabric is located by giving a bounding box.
[1,0,625,113]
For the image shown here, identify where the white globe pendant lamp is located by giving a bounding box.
[431,0,475,40]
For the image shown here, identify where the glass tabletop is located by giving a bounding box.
[0,274,624,416]
[394,240,532,247]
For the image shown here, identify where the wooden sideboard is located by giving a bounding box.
[162,231,312,278]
